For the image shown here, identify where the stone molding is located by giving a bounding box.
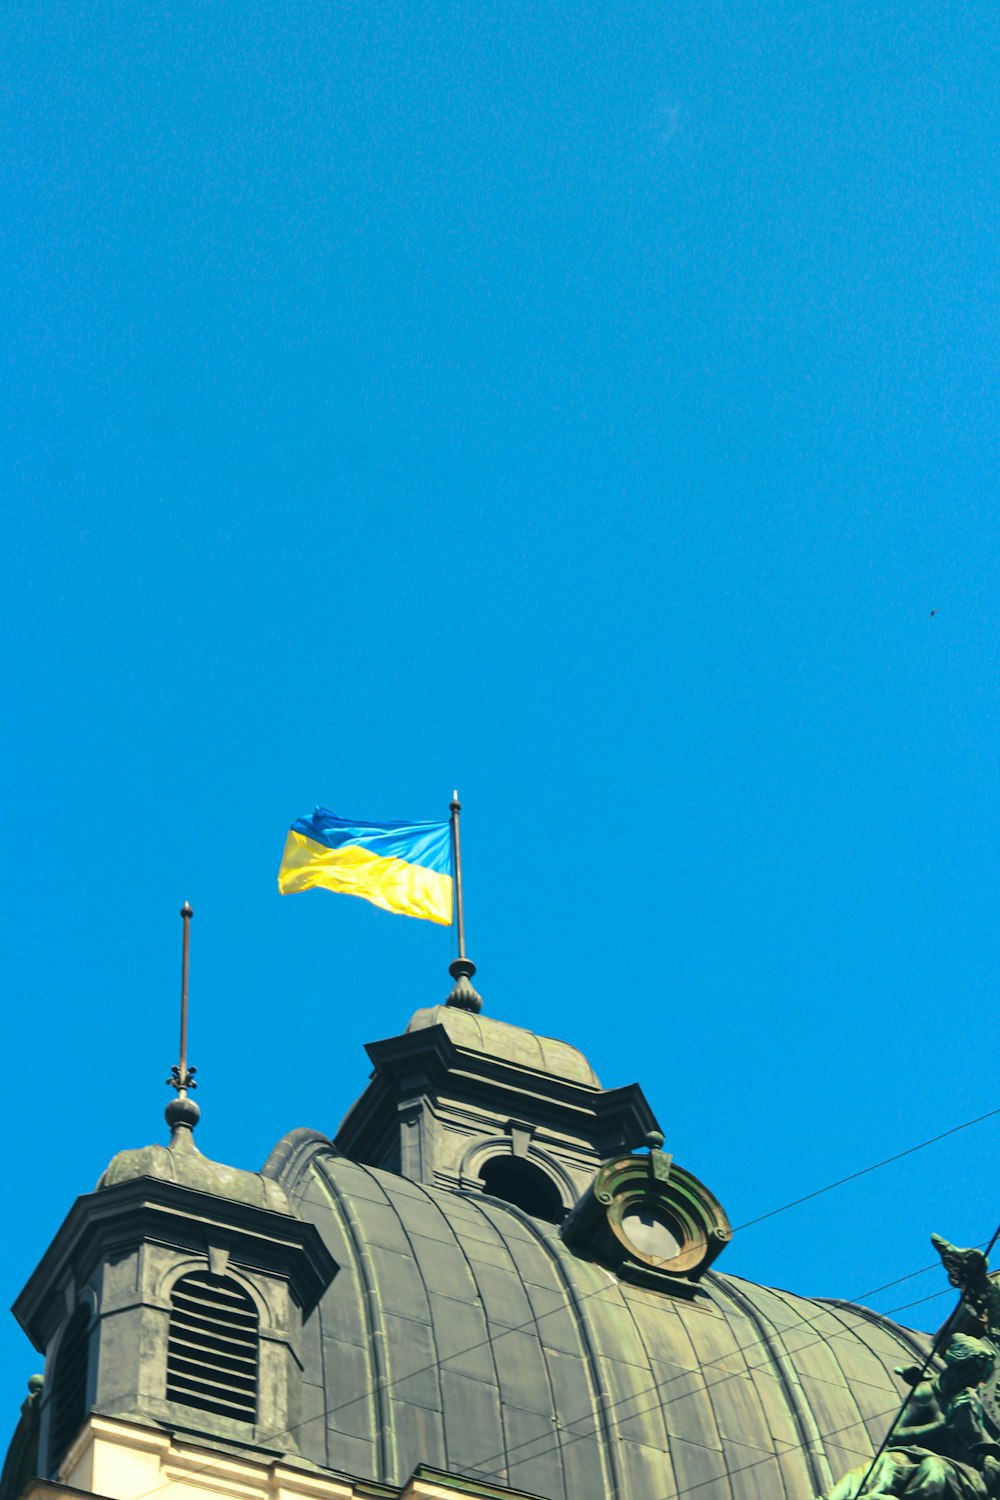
[22,1417,544,1500]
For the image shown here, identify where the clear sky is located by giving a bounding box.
[3,0,998,1429]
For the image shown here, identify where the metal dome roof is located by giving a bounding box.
[405,1005,602,1088]
[264,1129,927,1500]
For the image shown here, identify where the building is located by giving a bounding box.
[1,977,934,1500]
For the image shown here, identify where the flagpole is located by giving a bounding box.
[166,902,200,1140]
[178,901,193,1091]
[450,791,466,960]
[445,791,482,1013]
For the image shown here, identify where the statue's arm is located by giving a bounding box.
[895,1416,947,1445]
[895,1392,947,1447]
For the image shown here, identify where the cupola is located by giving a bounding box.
[12,907,336,1483]
[335,996,659,1220]
[14,1098,336,1481]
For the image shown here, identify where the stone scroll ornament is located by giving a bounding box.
[817,1236,1000,1500]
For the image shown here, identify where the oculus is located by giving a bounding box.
[561,1132,731,1292]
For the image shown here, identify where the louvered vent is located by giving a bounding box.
[49,1305,91,1468]
[166,1274,258,1422]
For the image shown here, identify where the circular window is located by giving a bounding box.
[562,1145,732,1287]
[620,1205,682,1263]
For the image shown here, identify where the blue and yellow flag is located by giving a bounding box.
[278,809,453,925]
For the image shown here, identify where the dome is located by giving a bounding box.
[406,1004,602,1087]
[23,983,933,1500]
[262,1129,927,1500]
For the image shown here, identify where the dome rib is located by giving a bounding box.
[470,1194,620,1498]
[710,1276,831,1499]
[398,1184,508,1486]
[617,1282,729,1498]
[431,1190,570,1495]
[336,1160,450,1479]
[815,1297,930,1369]
[310,1154,389,1479]
[449,1193,572,1496]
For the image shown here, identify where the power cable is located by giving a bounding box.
[731,1104,1000,1233]
[656,1379,985,1500]
[307,1093,1000,1426]
[831,1214,1000,1500]
[90,1098,1000,1500]
[114,1244,956,1500]
[459,1270,981,1490]
[526,1236,1000,1500]
[458,1262,961,1481]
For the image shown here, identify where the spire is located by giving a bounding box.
[444,792,482,1013]
[165,901,200,1144]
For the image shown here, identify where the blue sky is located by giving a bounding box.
[3,0,998,1424]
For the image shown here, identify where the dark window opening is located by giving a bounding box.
[479,1157,565,1224]
[166,1273,258,1423]
[49,1305,91,1470]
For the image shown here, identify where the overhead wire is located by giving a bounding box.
[100,1234,944,1500]
[297,1095,1000,1428]
[459,1223,1000,1490]
[654,1359,1000,1500]
[828,1212,1000,1500]
[648,1393,925,1500]
[114,1240,965,1500]
[456,1262,963,1482]
[309,1094,1000,1428]
[96,1100,1000,1500]
[731,1104,1000,1233]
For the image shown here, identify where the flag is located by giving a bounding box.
[277,809,453,925]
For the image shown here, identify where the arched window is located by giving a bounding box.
[48,1305,90,1469]
[166,1273,258,1422]
[479,1156,565,1224]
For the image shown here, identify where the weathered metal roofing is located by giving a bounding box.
[97,1130,292,1213]
[265,1130,927,1500]
[405,1006,603,1088]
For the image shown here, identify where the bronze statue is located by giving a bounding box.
[932,1236,1000,1339]
[819,1230,1000,1500]
[822,1334,999,1500]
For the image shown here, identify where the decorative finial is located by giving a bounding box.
[645,1130,665,1151]
[166,901,200,1144]
[445,957,483,1013]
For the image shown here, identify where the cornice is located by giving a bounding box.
[14,1176,338,1350]
[335,1023,657,1165]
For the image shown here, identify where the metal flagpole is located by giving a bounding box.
[450,791,466,960]
[444,791,482,1013]
[166,902,200,1139]
[178,901,193,1091]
